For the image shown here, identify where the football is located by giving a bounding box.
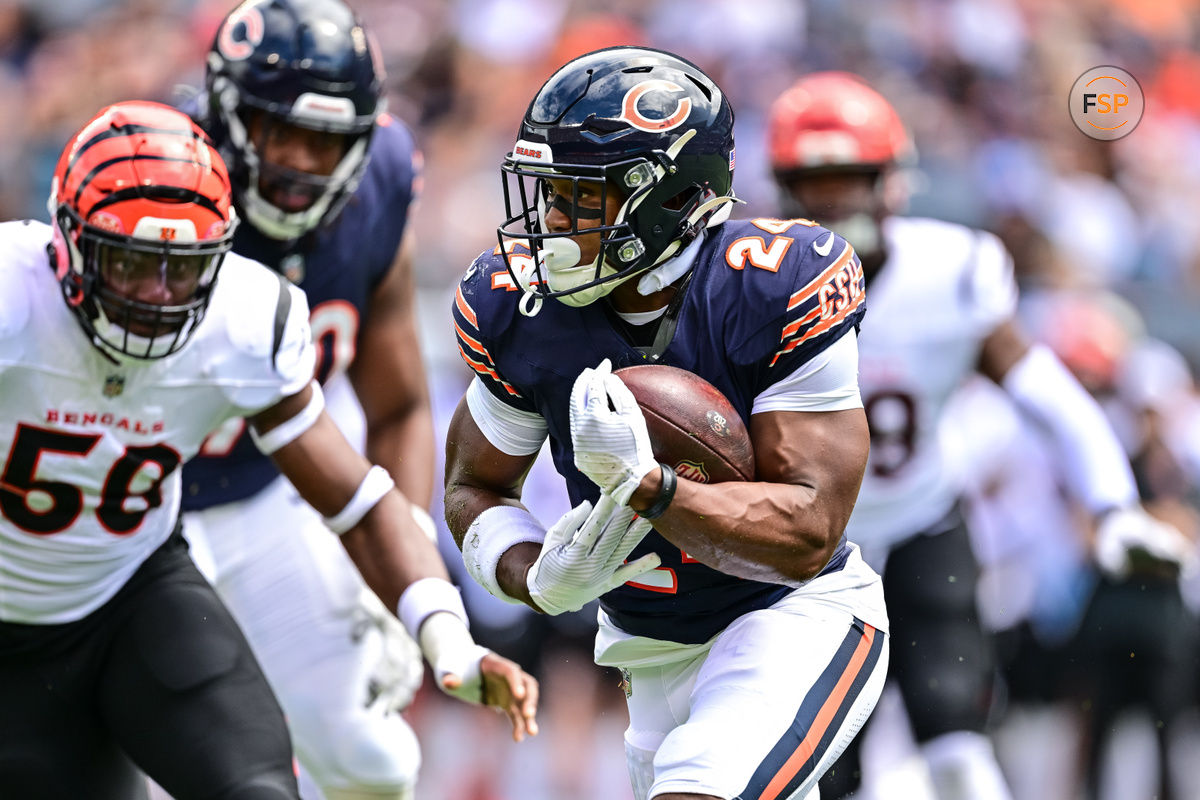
[614,364,755,483]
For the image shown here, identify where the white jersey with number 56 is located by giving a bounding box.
[846,216,1017,555]
[0,220,315,625]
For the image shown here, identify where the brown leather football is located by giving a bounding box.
[614,364,755,483]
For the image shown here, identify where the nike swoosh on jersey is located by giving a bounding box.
[813,232,835,257]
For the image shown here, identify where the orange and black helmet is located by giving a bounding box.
[767,71,912,176]
[48,100,237,359]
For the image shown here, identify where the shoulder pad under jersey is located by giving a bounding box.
[450,246,535,410]
[886,216,1017,333]
[354,114,420,236]
[708,218,865,392]
[371,113,421,193]
[0,220,52,365]
[196,252,316,414]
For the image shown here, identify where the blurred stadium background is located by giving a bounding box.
[7,1,1200,798]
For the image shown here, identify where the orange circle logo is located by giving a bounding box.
[217,5,265,62]
[620,80,692,133]
[1069,66,1144,141]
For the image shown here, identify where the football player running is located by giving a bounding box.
[444,47,889,800]
[766,72,1192,800]
[0,101,536,800]
[178,2,438,797]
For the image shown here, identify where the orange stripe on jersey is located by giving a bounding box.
[759,624,878,800]
[780,307,821,341]
[457,345,521,397]
[454,286,478,328]
[786,243,854,312]
[453,319,490,360]
[769,288,864,367]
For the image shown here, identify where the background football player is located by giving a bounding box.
[0,100,536,800]
[444,46,889,800]
[766,71,1193,800]
[178,2,436,798]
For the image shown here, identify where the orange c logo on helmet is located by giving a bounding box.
[620,80,692,132]
[217,4,265,62]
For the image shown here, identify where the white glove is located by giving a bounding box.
[527,493,661,615]
[570,359,660,504]
[1095,505,1197,578]
[358,589,425,714]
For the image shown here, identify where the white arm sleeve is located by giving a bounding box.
[1003,344,1138,513]
[752,329,863,415]
[466,377,549,456]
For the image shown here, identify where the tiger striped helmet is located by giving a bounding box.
[48,100,238,360]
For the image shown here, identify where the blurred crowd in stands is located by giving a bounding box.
[8,0,1200,797]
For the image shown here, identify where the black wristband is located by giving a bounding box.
[639,463,677,520]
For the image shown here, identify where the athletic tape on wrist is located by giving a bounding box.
[418,612,491,704]
[397,577,471,641]
[322,465,395,535]
[462,505,547,604]
[250,383,325,455]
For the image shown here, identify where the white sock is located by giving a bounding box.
[922,731,1013,800]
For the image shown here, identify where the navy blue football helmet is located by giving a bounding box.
[205,0,383,240]
[499,46,737,307]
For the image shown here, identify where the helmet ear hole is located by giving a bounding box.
[49,217,72,279]
[662,186,697,212]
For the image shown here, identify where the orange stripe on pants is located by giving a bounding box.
[759,624,878,800]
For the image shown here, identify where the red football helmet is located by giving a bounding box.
[767,71,912,175]
[49,101,237,359]
[767,72,912,262]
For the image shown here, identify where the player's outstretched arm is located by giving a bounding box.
[571,362,870,585]
[351,237,436,509]
[981,319,1196,576]
[249,383,539,739]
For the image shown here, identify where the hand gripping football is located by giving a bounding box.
[613,365,754,483]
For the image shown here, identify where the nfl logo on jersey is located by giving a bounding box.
[103,374,125,398]
[281,253,306,283]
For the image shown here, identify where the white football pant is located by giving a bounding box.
[601,544,890,800]
[184,475,424,799]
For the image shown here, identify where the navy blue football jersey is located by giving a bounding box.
[453,218,865,643]
[181,112,419,510]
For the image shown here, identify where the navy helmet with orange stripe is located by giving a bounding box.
[204,0,383,240]
[48,101,237,360]
[499,46,737,310]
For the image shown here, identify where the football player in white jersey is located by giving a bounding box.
[767,72,1191,800]
[0,101,537,800]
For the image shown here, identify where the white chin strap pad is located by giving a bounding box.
[542,238,625,307]
[541,237,582,274]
